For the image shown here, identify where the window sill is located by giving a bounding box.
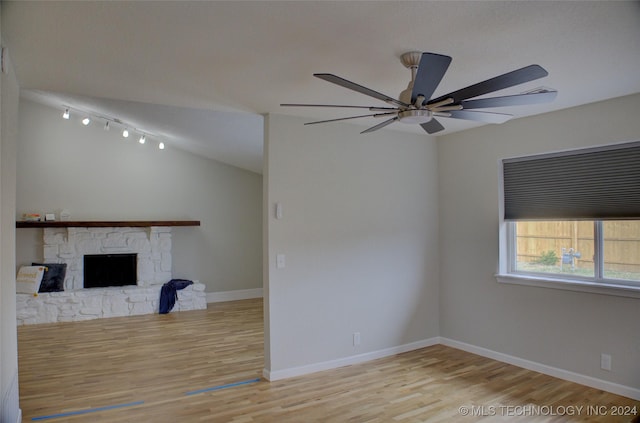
[495,273,640,299]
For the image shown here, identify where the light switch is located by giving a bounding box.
[276,254,286,269]
[601,353,611,371]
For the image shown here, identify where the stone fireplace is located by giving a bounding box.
[16,225,207,325]
[45,226,173,289]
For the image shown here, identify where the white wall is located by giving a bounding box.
[1,21,22,422]
[15,99,262,294]
[264,114,440,376]
[438,94,640,390]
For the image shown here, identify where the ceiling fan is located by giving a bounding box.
[281,51,557,134]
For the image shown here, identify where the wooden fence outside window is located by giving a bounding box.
[516,221,640,273]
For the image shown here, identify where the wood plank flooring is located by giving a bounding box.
[18,299,639,422]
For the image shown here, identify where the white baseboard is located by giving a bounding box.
[206,288,263,303]
[16,409,22,423]
[264,337,440,381]
[263,336,640,400]
[439,337,640,401]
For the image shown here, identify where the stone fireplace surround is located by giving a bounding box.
[16,225,206,325]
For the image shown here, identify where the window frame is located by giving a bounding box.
[497,149,640,299]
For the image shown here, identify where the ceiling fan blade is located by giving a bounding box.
[281,103,398,111]
[461,90,557,109]
[428,64,549,105]
[304,112,397,126]
[447,110,512,124]
[314,74,409,108]
[360,117,399,134]
[411,53,452,104]
[420,118,445,134]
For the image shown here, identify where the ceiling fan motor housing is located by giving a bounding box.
[399,82,414,105]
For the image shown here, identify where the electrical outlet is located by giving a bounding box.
[600,353,612,371]
[353,332,361,346]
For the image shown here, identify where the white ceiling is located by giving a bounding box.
[3,1,640,174]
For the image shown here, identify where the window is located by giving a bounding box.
[509,220,640,285]
[498,141,640,297]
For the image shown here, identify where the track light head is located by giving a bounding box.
[122,129,129,138]
[63,109,70,120]
[82,117,91,126]
[139,135,146,144]
[158,142,165,150]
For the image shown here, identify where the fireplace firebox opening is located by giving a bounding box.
[83,253,137,288]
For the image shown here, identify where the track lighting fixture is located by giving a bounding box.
[60,106,166,151]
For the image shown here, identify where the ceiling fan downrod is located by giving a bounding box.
[398,51,422,107]
[398,51,433,123]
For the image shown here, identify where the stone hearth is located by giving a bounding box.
[16,284,206,325]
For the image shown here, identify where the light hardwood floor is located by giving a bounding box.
[18,299,639,422]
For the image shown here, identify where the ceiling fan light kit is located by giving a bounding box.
[398,109,431,124]
[281,51,557,134]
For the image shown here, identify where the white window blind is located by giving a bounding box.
[502,141,640,221]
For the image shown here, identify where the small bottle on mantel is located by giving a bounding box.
[59,209,71,222]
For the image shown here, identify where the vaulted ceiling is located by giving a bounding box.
[3,1,640,174]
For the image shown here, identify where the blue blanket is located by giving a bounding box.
[159,279,194,314]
